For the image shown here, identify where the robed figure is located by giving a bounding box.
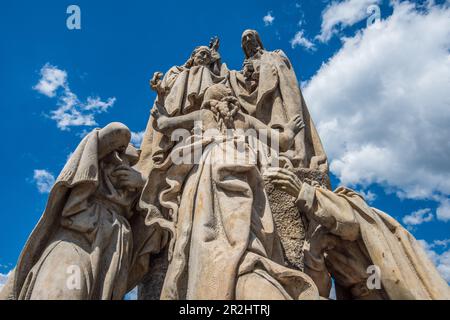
[265,168,450,300]
[229,30,327,170]
[137,40,227,177]
[0,123,168,300]
[140,84,319,300]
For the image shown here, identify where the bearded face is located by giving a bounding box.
[192,47,212,66]
[242,32,261,58]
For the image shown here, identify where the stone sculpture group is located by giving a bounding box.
[1,30,449,300]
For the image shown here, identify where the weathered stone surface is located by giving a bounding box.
[138,168,330,300]
[138,249,168,300]
[265,168,331,272]
[265,167,450,300]
[0,123,168,300]
[265,180,305,271]
[3,28,448,301]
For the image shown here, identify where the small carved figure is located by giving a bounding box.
[138,41,228,175]
[0,123,168,300]
[151,84,304,151]
[264,167,450,300]
[229,29,327,170]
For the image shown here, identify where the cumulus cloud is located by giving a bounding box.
[263,12,275,26]
[419,239,450,283]
[432,238,450,248]
[304,2,450,214]
[437,199,450,222]
[84,96,116,112]
[358,189,377,203]
[131,131,145,148]
[316,0,382,42]
[33,63,67,97]
[402,208,433,226]
[34,63,116,131]
[33,169,55,193]
[290,30,316,51]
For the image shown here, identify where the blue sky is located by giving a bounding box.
[0,0,449,284]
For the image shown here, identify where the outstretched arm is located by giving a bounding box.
[263,167,360,241]
[243,114,304,152]
[151,108,210,135]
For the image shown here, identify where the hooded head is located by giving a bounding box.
[97,122,131,160]
[121,144,141,166]
[241,29,264,58]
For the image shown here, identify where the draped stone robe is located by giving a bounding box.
[229,49,327,170]
[137,63,227,177]
[140,127,319,300]
[297,184,450,300]
[0,131,167,300]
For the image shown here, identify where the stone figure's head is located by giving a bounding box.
[98,122,131,160]
[185,46,212,68]
[241,29,264,58]
[202,83,233,103]
[103,143,140,171]
[202,84,240,128]
[121,144,140,166]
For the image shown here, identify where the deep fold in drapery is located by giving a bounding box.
[140,135,319,300]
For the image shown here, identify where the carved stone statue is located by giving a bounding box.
[140,84,319,300]
[228,29,331,274]
[2,29,448,301]
[264,167,450,300]
[0,123,168,300]
[137,41,227,175]
[229,29,327,171]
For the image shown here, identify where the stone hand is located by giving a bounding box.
[263,167,302,198]
[150,72,163,93]
[209,36,220,51]
[111,165,146,190]
[286,115,305,136]
[151,107,170,133]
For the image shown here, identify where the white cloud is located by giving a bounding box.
[131,131,145,148]
[402,208,433,226]
[263,12,275,26]
[33,169,55,193]
[304,2,450,211]
[290,30,316,51]
[437,199,450,222]
[358,189,377,203]
[317,0,381,43]
[0,271,12,292]
[33,63,67,97]
[34,64,116,131]
[419,239,450,283]
[433,238,450,248]
[83,96,116,112]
